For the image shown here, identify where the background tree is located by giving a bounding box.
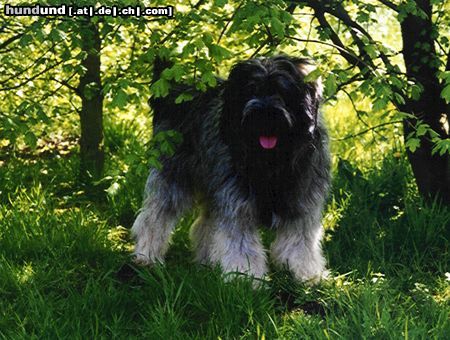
[291,0,450,203]
[1,0,449,204]
[0,1,158,185]
[0,13,107,184]
[77,19,104,183]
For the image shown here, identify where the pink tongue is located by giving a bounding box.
[259,136,278,149]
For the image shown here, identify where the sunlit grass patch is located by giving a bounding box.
[274,269,450,338]
[324,94,403,170]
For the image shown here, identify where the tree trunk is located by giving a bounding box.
[400,0,450,204]
[299,0,449,204]
[77,21,104,184]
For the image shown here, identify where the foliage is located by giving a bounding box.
[1,1,449,337]
[2,0,449,198]
[2,0,449,153]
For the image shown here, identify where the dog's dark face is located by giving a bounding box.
[221,55,322,171]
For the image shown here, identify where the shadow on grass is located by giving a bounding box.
[325,155,450,279]
[1,146,449,338]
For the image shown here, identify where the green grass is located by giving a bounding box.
[1,109,449,339]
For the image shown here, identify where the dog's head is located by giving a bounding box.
[221,55,322,162]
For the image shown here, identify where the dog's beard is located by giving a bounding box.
[240,94,316,179]
[242,97,293,152]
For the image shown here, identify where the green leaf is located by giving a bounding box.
[372,98,388,112]
[148,157,162,170]
[111,89,128,108]
[441,84,450,104]
[405,137,420,152]
[175,93,194,104]
[356,11,370,23]
[162,64,185,82]
[208,44,231,63]
[363,44,377,59]
[171,65,185,82]
[416,124,429,137]
[140,49,155,63]
[411,84,422,100]
[201,72,217,87]
[304,68,321,83]
[389,76,404,89]
[151,78,170,98]
[24,131,37,149]
[84,82,101,100]
[61,47,72,61]
[19,34,32,46]
[49,28,65,42]
[439,71,450,82]
[324,74,337,97]
[396,111,416,119]
[393,93,405,105]
[270,17,284,38]
[432,138,450,156]
[202,32,214,46]
[214,0,228,7]
[170,132,183,145]
[160,141,171,155]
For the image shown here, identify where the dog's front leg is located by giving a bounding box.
[131,196,178,266]
[271,214,328,283]
[208,219,267,281]
[131,170,190,266]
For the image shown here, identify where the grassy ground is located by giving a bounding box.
[1,101,449,339]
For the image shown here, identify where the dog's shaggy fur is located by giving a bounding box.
[132,55,331,282]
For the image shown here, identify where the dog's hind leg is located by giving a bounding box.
[270,210,328,283]
[132,169,191,266]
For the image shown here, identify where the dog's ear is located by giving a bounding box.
[283,57,323,136]
[290,58,323,102]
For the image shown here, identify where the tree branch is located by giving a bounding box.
[335,120,403,141]
[0,43,57,85]
[285,35,371,70]
[0,60,63,91]
[0,18,44,51]
[327,3,377,68]
[49,73,80,95]
[295,0,397,75]
[377,0,399,12]
[323,73,365,103]
[331,1,397,72]
[313,7,362,68]
[446,47,450,72]
[160,0,206,45]
[0,32,24,50]
[217,3,243,44]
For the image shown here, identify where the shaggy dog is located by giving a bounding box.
[132,55,331,283]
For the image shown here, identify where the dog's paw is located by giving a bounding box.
[132,252,161,267]
[293,268,330,285]
[218,259,269,289]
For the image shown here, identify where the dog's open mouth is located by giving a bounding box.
[259,135,278,149]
